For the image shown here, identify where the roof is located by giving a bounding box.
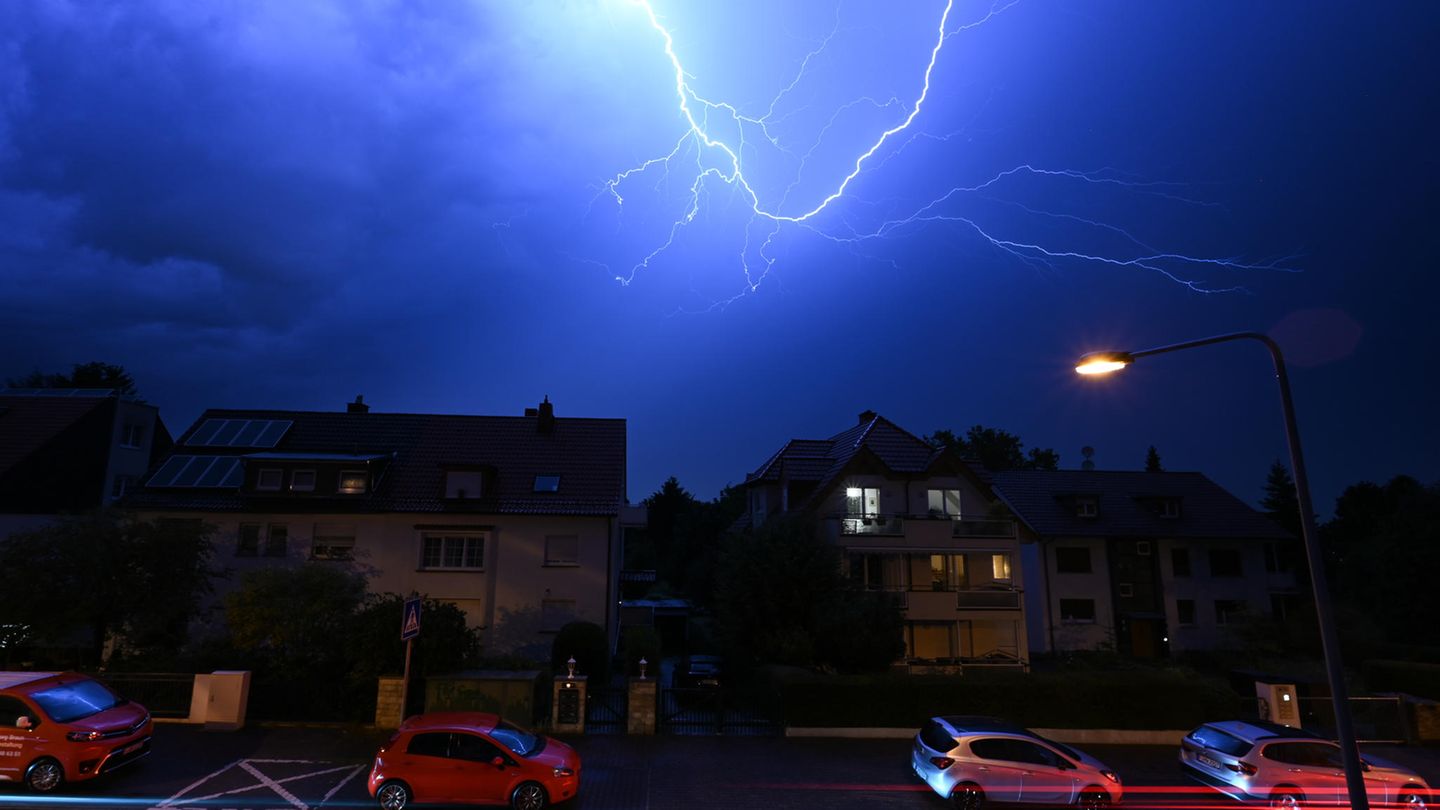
[1201,719,1322,742]
[0,393,112,478]
[126,405,627,516]
[989,469,1292,540]
[0,671,58,691]
[399,711,500,732]
[745,412,971,512]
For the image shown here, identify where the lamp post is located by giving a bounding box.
[1076,331,1368,810]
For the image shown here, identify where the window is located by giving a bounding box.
[445,470,484,499]
[1214,599,1247,625]
[1264,541,1295,573]
[533,475,560,493]
[312,523,355,561]
[110,474,133,499]
[1208,548,1243,577]
[1155,499,1181,519]
[1172,547,1191,577]
[845,486,880,516]
[1055,547,1092,574]
[237,523,261,557]
[290,469,316,492]
[1059,598,1096,623]
[927,489,962,517]
[1136,540,1152,555]
[848,553,904,590]
[265,524,288,557]
[451,732,505,763]
[1176,599,1196,625]
[751,488,768,525]
[929,554,966,591]
[1117,583,1134,598]
[256,469,283,491]
[541,598,576,632]
[991,553,1012,582]
[120,422,145,449]
[545,535,579,566]
[338,470,367,494]
[1074,496,1099,518]
[407,732,450,758]
[421,533,484,570]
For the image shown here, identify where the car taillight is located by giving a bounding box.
[1101,770,1120,784]
[930,757,955,770]
[66,730,104,742]
[553,767,575,778]
[1227,761,1258,776]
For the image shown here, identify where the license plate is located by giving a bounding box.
[1195,753,1221,769]
[122,741,144,755]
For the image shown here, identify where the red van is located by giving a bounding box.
[0,671,153,792]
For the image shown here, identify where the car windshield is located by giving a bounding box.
[29,679,122,723]
[489,720,542,756]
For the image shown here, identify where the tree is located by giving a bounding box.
[0,511,218,666]
[713,516,903,672]
[225,565,367,668]
[8,361,138,396]
[926,425,1059,471]
[1145,446,1163,472]
[1260,460,1301,537]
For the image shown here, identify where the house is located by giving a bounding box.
[0,388,169,536]
[126,396,637,659]
[990,469,1299,659]
[741,411,1029,669]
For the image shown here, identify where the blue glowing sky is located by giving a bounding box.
[2,1,1436,514]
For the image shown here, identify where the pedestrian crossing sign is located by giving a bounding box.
[401,597,421,641]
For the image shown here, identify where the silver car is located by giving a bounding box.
[1179,720,1431,808]
[912,716,1123,809]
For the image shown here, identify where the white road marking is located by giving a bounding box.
[155,758,364,809]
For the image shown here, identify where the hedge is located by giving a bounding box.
[778,669,1238,729]
[1364,659,1440,700]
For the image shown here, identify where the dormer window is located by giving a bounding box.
[339,470,368,494]
[534,475,560,493]
[256,469,283,491]
[1075,496,1099,518]
[121,423,145,449]
[1156,498,1181,519]
[445,470,484,499]
[290,470,316,492]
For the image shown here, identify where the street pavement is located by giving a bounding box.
[0,723,1435,810]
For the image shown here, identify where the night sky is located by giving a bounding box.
[3,1,1436,516]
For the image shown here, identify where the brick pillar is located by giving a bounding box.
[375,676,405,729]
[627,676,657,735]
[551,676,587,734]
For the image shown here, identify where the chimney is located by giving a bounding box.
[347,395,369,414]
[858,409,877,424]
[537,396,555,434]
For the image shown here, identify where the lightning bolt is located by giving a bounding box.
[601,0,1298,307]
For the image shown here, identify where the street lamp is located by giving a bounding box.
[1076,331,1369,810]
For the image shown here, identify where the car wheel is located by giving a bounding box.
[1399,786,1427,810]
[25,758,65,793]
[1270,790,1304,809]
[951,782,985,810]
[511,781,549,810]
[1079,788,1110,809]
[376,780,412,810]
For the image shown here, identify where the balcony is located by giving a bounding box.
[840,514,905,536]
[955,587,1022,610]
[950,518,1017,539]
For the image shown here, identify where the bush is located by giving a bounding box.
[1365,660,1440,700]
[550,621,610,685]
[619,625,662,677]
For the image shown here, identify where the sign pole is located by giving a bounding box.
[399,637,414,721]
[399,594,422,721]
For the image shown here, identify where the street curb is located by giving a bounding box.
[785,727,1187,745]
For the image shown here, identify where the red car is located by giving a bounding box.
[0,671,153,792]
[368,712,580,810]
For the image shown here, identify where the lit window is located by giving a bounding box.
[533,475,560,493]
[845,487,880,516]
[120,423,145,449]
[312,523,355,560]
[929,554,965,591]
[991,553,1012,582]
[927,489,962,517]
[338,470,367,494]
[291,470,316,492]
[445,471,483,499]
[545,535,579,566]
[256,469,283,491]
[421,533,484,570]
[541,598,577,632]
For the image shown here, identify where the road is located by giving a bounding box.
[0,724,1435,809]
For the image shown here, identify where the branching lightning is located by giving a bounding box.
[600,0,1298,307]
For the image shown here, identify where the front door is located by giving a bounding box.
[966,738,1027,803]
[1129,619,1160,658]
[448,732,514,804]
[401,732,458,803]
[1011,739,1079,804]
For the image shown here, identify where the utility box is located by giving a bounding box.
[1256,680,1301,727]
[192,670,251,731]
[552,676,587,734]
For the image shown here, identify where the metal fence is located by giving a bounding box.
[659,687,781,736]
[586,687,627,734]
[92,672,195,718]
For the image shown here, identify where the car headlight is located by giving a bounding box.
[553,767,575,778]
[66,730,104,742]
[1101,769,1120,784]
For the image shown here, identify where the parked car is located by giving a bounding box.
[1179,719,1431,808]
[367,712,580,810]
[673,655,722,689]
[0,671,153,793]
[912,715,1122,808]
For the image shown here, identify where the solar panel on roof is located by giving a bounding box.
[255,420,290,447]
[186,419,224,445]
[233,420,266,446]
[185,418,292,448]
[145,455,247,489]
[147,455,193,487]
[210,420,244,446]
[196,457,240,487]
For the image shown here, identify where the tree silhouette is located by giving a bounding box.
[1145,446,1164,472]
[926,425,1059,470]
[8,361,138,396]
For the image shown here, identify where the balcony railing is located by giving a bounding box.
[950,518,1017,539]
[840,514,905,535]
[955,587,1022,610]
[834,513,1016,538]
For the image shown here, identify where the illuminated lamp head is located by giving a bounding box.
[1075,351,1134,376]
